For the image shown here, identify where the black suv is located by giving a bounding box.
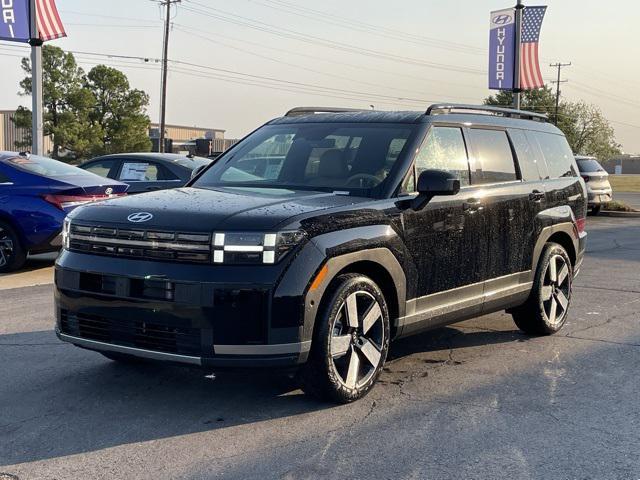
[56,105,587,403]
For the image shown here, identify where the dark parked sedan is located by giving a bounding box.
[79,153,211,194]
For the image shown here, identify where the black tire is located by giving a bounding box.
[100,351,147,364]
[512,242,573,335]
[299,273,390,403]
[590,205,601,216]
[0,221,26,273]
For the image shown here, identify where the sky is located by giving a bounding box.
[0,0,638,153]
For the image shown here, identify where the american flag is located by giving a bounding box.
[36,0,66,42]
[519,6,546,89]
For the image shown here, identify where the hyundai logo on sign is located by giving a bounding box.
[127,212,154,223]
[489,8,516,90]
[492,14,513,25]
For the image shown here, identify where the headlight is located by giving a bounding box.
[212,230,306,264]
[62,217,71,250]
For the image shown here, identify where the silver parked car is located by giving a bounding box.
[575,156,612,215]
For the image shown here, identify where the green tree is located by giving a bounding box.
[17,45,98,158]
[484,87,621,160]
[16,47,151,159]
[560,101,621,161]
[86,65,152,156]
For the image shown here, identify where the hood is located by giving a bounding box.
[69,186,369,232]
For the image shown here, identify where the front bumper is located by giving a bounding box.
[54,249,318,369]
[57,330,310,368]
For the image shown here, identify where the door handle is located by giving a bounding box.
[463,198,483,213]
[529,190,545,202]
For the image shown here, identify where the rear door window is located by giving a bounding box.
[468,129,518,184]
[529,132,576,179]
[119,161,178,182]
[414,126,470,186]
[508,129,542,181]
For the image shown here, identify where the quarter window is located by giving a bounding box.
[468,129,518,184]
[530,132,576,179]
[414,127,470,186]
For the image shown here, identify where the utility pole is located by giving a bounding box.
[158,0,180,153]
[550,62,571,125]
[29,0,44,155]
[512,0,524,110]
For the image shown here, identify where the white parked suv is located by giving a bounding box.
[575,156,612,215]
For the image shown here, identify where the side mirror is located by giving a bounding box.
[190,164,207,180]
[412,169,460,210]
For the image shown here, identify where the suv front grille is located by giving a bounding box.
[59,310,203,356]
[69,224,211,263]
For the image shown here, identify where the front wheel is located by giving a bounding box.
[299,273,390,403]
[512,242,573,335]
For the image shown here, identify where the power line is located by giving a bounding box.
[172,25,481,103]
[245,0,485,56]
[179,3,486,76]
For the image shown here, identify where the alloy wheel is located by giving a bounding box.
[541,254,571,325]
[0,227,14,268]
[329,290,385,389]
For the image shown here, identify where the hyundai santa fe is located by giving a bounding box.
[55,104,587,403]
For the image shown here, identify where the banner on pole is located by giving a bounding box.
[488,8,516,90]
[519,6,547,89]
[0,0,31,42]
[0,0,65,43]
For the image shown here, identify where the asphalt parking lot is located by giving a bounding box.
[1,216,639,480]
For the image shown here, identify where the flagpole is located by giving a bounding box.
[29,0,44,156]
[512,0,524,110]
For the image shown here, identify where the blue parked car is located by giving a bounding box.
[0,152,128,272]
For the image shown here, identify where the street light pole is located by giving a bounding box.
[29,0,43,155]
[512,0,524,110]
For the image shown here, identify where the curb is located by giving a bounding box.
[599,210,640,218]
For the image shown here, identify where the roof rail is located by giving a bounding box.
[426,103,548,122]
[284,106,369,117]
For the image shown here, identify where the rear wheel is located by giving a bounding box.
[512,242,573,335]
[0,221,26,273]
[590,205,601,216]
[299,273,390,403]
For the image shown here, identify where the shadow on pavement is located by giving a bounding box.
[0,324,522,466]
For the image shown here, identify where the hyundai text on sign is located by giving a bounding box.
[488,8,516,90]
[0,0,30,42]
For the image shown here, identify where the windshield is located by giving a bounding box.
[2,154,88,177]
[576,158,605,173]
[193,123,416,196]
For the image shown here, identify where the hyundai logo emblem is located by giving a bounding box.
[105,187,113,195]
[493,14,512,25]
[127,212,154,223]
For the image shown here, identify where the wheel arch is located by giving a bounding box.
[303,248,407,342]
[546,232,577,267]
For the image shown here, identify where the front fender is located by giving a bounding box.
[273,225,408,343]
